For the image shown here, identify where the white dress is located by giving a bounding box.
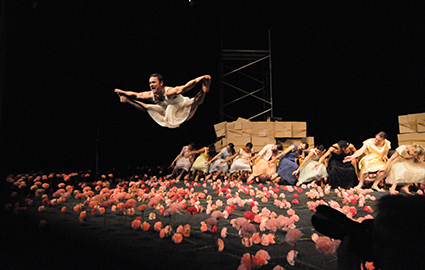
[230,149,252,173]
[175,146,193,172]
[209,148,232,173]
[297,149,327,184]
[147,87,194,128]
[387,145,425,184]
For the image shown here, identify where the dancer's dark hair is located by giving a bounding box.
[376,131,387,139]
[150,73,164,82]
[338,140,349,149]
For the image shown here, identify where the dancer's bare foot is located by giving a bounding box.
[115,88,125,95]
[401,185,412,194]
[202,76,211,93]
[119,95,130,103]
[389,185,397,194]
[354,184,363,190]
[371,185,385,192]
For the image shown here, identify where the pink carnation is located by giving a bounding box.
[285,229,302,246]
[315,236,336,256]
[172,233,183,244]
[131,218,141,229]
[154,221,162,231]
[141,221,150,231]
[218,238,224,252]
[287,250,298,266]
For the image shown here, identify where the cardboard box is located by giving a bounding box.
[416,113,425,133]
[214,122,227,138]
[398,114,417,133]
[251,136,276,148]
[214,138,227,151]
[233,117,250,130]
[251,121,274,132]
[227,121,236,131]
[306,137,315,148]
[274,122,292,137]
[398,132,425,148]
[274,131,292,138]
[292,122,307,137]
[227,129,251,139]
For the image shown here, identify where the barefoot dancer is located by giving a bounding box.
[115,73,211,128]
[377,144,425,194]
[343,131,391,191]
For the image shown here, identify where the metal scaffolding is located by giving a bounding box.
[219,30,273,122]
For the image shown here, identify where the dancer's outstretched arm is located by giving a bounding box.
[167,75,211,98]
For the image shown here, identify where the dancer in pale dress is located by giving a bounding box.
[246,143,283,183]
[225,142,253,181]
[207,143,236,178]
[376,144,425,194]
[189,146,215,181]
[293,144,327,186]
[269,142,309,185]
[343,132,391,191]
[115,73,211,128]
[167,143,196,180]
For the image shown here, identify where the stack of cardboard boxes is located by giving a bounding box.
[397,113,425,147]
[213,118,314,152]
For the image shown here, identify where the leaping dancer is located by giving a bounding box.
[115,73,211,128]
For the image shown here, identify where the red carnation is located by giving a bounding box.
[186,206,198,215]
[244,211,255,222]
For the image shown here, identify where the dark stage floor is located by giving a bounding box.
[1,171,390,270]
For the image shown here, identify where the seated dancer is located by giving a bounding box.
[270,142,309,185]
[207,143,236,179]
[225,142,254,182]
[167,143,196,180]
[376,144,425,194]
[292,144,327,186]
[313,140,358,189]
[246,143,283,183]
[115,73,211,128]
[343,131,391,191]
[189,145,215,181]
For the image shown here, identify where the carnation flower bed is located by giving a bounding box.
[1,171,389,270]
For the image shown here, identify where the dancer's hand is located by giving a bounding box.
[343,156,354,163]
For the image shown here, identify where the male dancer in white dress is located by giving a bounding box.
[115,73,211,128]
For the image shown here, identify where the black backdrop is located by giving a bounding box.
[1,0,424,174]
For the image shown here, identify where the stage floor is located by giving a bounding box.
[1,171,389,270]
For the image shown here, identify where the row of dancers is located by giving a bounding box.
[167,131,425,194]
[113,74,425,193]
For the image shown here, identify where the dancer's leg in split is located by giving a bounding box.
[118,95,148,112]
[186,77,211,121]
